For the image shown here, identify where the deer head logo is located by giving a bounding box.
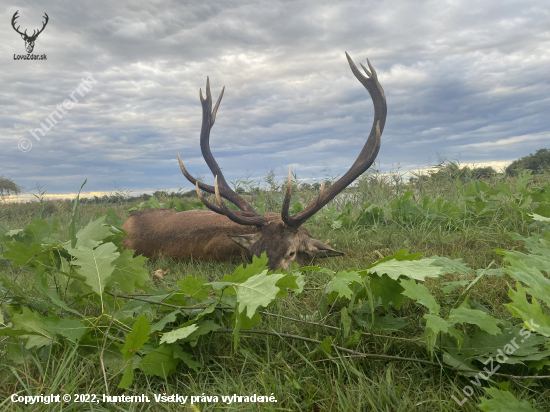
[11,10,49,54]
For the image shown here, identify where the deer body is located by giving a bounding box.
[123,209,252,261]
[123,209,337,269]
[122,52,387,270]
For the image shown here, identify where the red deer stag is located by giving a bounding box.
[122,52,387,270]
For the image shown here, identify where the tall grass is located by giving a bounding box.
[1,164,549,411]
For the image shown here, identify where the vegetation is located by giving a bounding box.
[506,148,550,177]
[1,160,550,411]
[0,176,23,203]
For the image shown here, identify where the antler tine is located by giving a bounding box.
[281,166,293,226]
[178,151,249,211]
[214,176,268,226]
[195,181,224,215]
[11,11,25,36]
[179,79,263,218]
[282,52,387,228]
[36,12,49,36]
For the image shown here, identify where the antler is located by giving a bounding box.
[179,78,267,225]
[33,12,49,39]
[11,11,49,39]
[11,11,25,36]
[281,52,387,228]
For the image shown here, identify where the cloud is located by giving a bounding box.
[1,0,549,197]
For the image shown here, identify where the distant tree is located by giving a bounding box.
[506,148,550,176]
[474,166,497,179]
[0,176,23,201]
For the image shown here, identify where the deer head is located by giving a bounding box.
[178,52,387,270]
[12,11,49,54]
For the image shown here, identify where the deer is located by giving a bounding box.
[11,11,49,54]
[122,52,387,270]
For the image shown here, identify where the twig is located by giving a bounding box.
[107,292,424,344]
[258,311,425,344]
[105,292,550,379]
[104,291,232,310]
[100,295,117,396]
[213,329,550,380]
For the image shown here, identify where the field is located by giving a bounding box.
[1,165,549,412]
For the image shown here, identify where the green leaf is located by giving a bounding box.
[75,215,112,248]
[369,258,442,281]
[399,279,440,314]
[24,219,54,243]
[118,361,134,389]
[0,275,29,299]
[180,320,221,347]
[428,256,473,275]
[235,271,284,318]
[150,310,180,333]
[107,250,149,293]
[177,275,209,299]
[443,326,545,367]
[325,277,354,300]
[173,344,202,372]
[504,259,550,307]
[369,273,405,310]
[3,241,42,266]
[34,270,81,316]
[499,250,550,277]
[530,211,550,221]
[67,242,119,308]
[121,314,151,360]
[139,345,179,378]
[324,270,363,299]
[160,324,199,345]
[43,317,87,342]
[219,253,270,288]
[528,359,550,371]
[440,280,469,294]
[320,337,332,355]
[274,273,302,297]
[367,249,423,267]
[477,388,539,412]
[10,307,54,349]
[6,344,25,364]
[448,307,501,335]
[424,314,452,334]
[506,282,550,337]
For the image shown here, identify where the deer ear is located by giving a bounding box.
[227,233,260,251]
[305,238,345,258]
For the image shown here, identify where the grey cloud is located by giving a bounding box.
[1,0,549,196]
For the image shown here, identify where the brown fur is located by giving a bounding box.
[122,209,322,268]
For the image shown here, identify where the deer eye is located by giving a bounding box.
[289,251,296,258]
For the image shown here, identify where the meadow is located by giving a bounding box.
[0,163,549,412]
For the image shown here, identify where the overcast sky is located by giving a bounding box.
[1,0,549,200]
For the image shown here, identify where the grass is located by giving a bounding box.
[1,166,549,411]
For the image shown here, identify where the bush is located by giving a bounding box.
[506,148,550,176]
[0,176,23,202]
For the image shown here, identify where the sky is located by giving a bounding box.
[1,0,549,201]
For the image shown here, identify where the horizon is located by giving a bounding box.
[4,158,515,203]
